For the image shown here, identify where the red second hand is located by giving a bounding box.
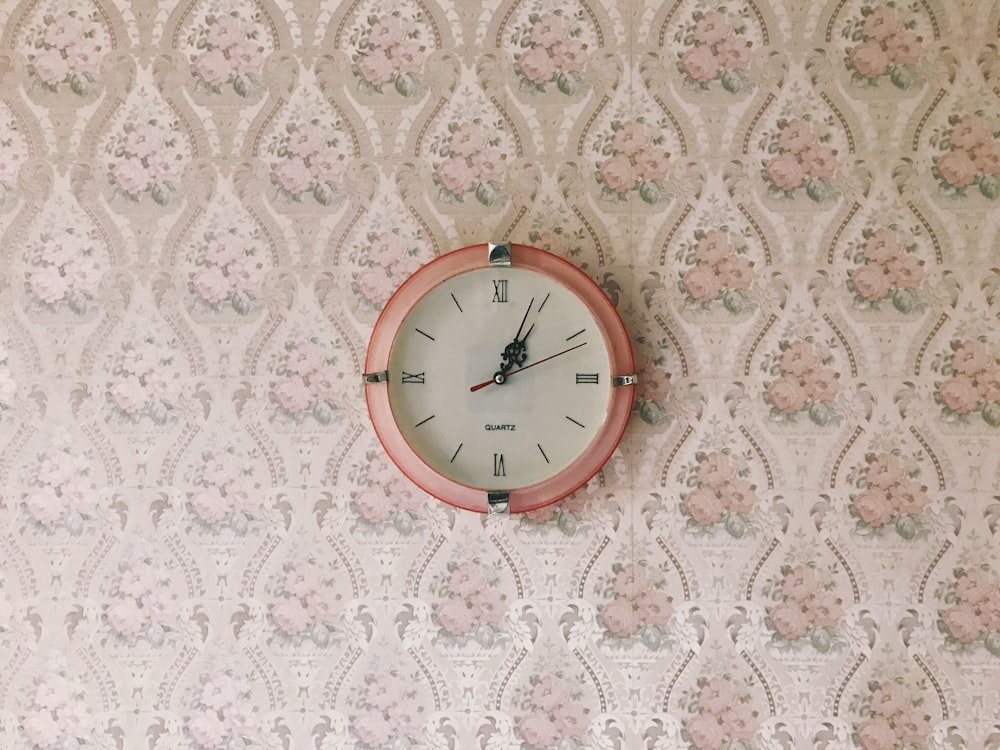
[470,342,587,392]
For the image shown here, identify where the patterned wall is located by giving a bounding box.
[1,0,999,747]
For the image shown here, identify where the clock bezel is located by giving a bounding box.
[364,243,635,514]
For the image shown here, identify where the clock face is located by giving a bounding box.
[364,243,635,513]
[387,267,612,490]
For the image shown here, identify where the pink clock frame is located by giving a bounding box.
[363,243,636,514]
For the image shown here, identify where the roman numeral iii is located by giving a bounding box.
[576,373,599,384]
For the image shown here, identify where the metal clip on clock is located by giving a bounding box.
[363,242,636,515]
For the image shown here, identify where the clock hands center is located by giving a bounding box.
[497,297,535,375]
[471,341,587,392]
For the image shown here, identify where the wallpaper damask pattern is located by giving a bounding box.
[1,0,999,748]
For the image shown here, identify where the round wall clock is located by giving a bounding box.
[363,242,636,514]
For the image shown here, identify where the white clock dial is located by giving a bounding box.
[387,267,612,490]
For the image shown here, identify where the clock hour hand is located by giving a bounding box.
[497,297,535,373]
[471,341,587,392]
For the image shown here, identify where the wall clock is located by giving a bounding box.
[363,242,636,514]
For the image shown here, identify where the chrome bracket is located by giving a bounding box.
[613,374,637,387]
[487,491,510,514]
[488,242,512,267]
[362,370,389,384]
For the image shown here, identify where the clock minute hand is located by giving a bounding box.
[471,341,587,392]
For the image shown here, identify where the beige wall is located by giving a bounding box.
[1,0,999,747]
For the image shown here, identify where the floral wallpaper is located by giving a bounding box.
[1,0,999,748]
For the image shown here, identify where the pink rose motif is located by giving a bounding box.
[530,14,566,47]
[694,11,732,45]
[353,712,394,747]
[114,157,151,195]
[936,149,977,188]
[309,148,345,183]
[723,702,758,742]
[196,48,233,86]
[694,230,733,264]
[977,364,1000,402]
[854,487,894,526]
[780,341,819,376]
[110,378,150,414]
[768,375,808,413]
[777,119,815,154]
[634,148,670,181]
[858,717,897,750]
[519,46,557,84]
[600,597,640,637]
[807,590,844,628]
[952,339,992,376]
[718,478,756,514]
[699,677,736,713]
[272,598,311,635]
[600,153,637,193]
[864,228,904,262]
[273,375,313,412]
[783,564,821,600]
[553,700,589,737]
[449,561,486,596]
[356,266,395,302]
[800,142,839,178]
[287,123,325,158]
[437,157,476,194]
[193,265,231,304]
[229,255,264,293]
[519,712,560,749]
[44,13,86,48]
[886,253,926,289]
[686,712,727,750]
[950,114,990,151]
[531,675,569,711]
[885,30,922,65]
[974,141,1000,175]
[286,340,325,375]
[189,712,229,748]
[25,488,63,525]
[206,14,245,48]
[717,35,753,70]
[354,488,393,523]
[611,121,651,156]
[866,453,906,488]
[956,568,996,605]
[125,124,163,159]
[942,602,984,642]
[357,52,394,86]
[683,264,723,302]
[802,366,840,402]
[190,485,231,524]
[309,365,342,402]
[33,47,70,85]
[684,485,724,525]
[450,124,487,157]
[273,158,314,194]
[889,478,928,515]
[390,39,426,75]
[370,16,404,48]
[550,38,586,72]
[29,265,70,304]
[682,45,722,83]
[863,6,903,41]
[470,147,505,182]
[696,451,737,487]
[716,254,754,290]
[228,39,264,75]
[436,597,476,635]
[107,599,147,637]
[938,374,980,413]
[766,152,807,191]
[851,39,891,78]
[770,599,810,639]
